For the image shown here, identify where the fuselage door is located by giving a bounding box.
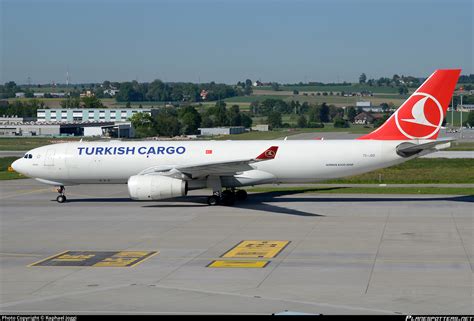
[44,149,55,166]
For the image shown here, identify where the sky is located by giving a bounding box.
[1,0,472,84]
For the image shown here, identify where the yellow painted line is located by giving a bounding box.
[0,187,51,200]
[28,250,70,267]
[208,260,270,268]
[222,240,290,259]
[128,251,159,267]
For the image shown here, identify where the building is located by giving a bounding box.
[356,101,371,108]
[37,108,152,123]
[50,93,67,98]
[0,121,134,138]
[33,93,45,98]
[251,124,269,132]
[103,89,119,96]
[354,112,385,125]
[458,104,474,111]
[361,107,384,112]
[15,92,25,98]
[198,127,247,136]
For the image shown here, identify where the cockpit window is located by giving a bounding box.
[24,154,33,159]
[29,154,33,159]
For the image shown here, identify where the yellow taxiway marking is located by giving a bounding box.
[222,240,290,259]
[28,250,70,267]
[29,251,158,267]
[0,187,51,200]
[208,260,270,268]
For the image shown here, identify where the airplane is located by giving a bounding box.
[11,69,460,206]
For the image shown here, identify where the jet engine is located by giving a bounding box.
[127,175,188,200]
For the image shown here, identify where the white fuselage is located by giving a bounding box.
[12,139,416,188]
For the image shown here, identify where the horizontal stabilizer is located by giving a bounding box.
[396,138,455,157]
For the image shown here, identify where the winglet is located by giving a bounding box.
[256,146,279,160]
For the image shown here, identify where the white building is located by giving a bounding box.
[199,127,247,136]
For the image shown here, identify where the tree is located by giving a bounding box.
[206,101,229,126]
[319,103,330,122]
[155,108,180,137]
[308,104,321,122]
[267,111,282,129]
[179,106,201,135]
[241,113,253,128]
[398,86,408,95]
[60,97,81,109]
[464,111,474,127]
[228,105,242,126]
[271,82,280,91]
[333,117,350,128]
[81,96,103,108]
[374,114,390,128]
[347,106,357,122]
[359,73,367,84]
[130,112,156,138]
[297,115,308,128]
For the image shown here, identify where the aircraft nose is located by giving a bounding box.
[11,159,23,174]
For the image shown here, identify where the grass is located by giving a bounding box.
[223,95,291,103]
[447,142,474,151]
[326,158,474,184]
[257,84,401,94]
[0,137,85,151]
[247,186,473,195]
[445,111,470,127]
[216,125,372,140]
[0,157,24,180]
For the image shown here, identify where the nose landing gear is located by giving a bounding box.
[56,186,67,203]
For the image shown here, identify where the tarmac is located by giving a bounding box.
[0,179,472,315]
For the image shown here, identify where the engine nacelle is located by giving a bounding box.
[127,175,188,200]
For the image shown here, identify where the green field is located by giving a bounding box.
[0,157,24,180]
[447,142,474,151]
[248,186,473,195]
[257,84,402,94]
[0,137,108,151]
[215,126,372,140]
[445,111,470,126]
[223,95,292,103]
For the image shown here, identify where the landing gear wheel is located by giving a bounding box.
[235,190,247,201]
[56,195,67,203]
[221,190,236,206]
[207,195,220,206]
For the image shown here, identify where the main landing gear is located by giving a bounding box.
[206,189,247,206]
[56,186,67,203]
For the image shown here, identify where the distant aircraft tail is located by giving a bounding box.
[358,69,461,140]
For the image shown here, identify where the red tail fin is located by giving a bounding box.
[358,69,461,140]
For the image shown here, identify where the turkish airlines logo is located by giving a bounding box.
[395,92,443,139]
[265,149,276,158]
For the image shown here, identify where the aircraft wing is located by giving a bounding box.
[137,146,279,179]
[396,138,455,157]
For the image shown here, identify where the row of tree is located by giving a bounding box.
[130,102,253,137]
[115,80,242,103]
[0,99,44,118]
